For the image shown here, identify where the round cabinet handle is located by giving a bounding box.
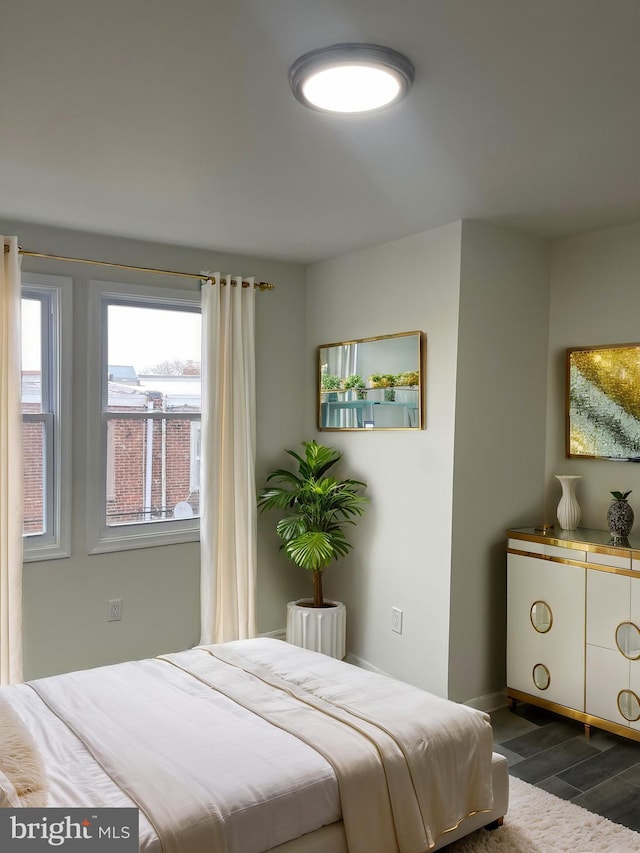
[530,601,553,634]
[617,689,640,722]
[532,663,551,691]
[615,622,640,661]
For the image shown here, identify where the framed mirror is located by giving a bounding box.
[318,331,425,431]
[567,343,640,460]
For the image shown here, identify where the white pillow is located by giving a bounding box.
[0,768,20,808]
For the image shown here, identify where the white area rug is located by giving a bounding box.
[446,776,640,853]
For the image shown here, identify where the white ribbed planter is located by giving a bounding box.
[286,600,346,659]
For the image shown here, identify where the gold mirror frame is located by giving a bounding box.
[567,342,640,460]
[318,331,425,431]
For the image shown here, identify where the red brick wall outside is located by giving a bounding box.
[107,403,199,526]
[23,393,199,535]
[23,416,44,535]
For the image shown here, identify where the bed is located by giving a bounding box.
[0,638,509,852]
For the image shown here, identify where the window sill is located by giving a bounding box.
[23,542,71,563]
[88,523,200,555]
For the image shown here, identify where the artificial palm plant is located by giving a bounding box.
[257,440,368,607]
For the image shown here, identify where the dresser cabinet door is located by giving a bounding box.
[507,553,585,711]
[586,569,640,728]
[586,570,630,648]
[586,645,630,726]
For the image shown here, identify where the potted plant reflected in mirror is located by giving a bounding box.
[343,374,366,400]
[257,440,368,659]
[321,373,342,402]
[394,371,419,404]
[396,371,419,387]
[369,373,397,402]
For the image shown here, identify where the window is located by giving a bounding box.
[87,282,201,553]
[21,273,72,561]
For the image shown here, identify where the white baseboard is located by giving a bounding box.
[464,691,508,713]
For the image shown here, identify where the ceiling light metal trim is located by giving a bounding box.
[289,43,415,114]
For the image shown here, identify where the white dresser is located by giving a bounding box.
[507,527,640,741]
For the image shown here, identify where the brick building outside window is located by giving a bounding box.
[23,364,201,536]
[106,364,201,527]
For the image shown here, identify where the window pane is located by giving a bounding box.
[21,298,42,413]
[106,416,200,527]
[23,420,45,535]
[105,302,201,531]
[107,305,201,414]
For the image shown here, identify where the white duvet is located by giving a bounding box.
[2,639,494,853]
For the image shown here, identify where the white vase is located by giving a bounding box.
[555,475,582,530]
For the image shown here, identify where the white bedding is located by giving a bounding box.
[1,639,497,853]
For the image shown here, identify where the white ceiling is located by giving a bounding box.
[2,0,640,264]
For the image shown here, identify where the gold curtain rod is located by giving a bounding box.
[3,245,275,290]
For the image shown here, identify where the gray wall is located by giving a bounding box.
[306,222,464,697]
[544,222,640,529]
[449,221,549,702]
[305,220,550,703]
[3,219,306,679]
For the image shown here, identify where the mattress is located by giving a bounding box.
[0,639,508,852]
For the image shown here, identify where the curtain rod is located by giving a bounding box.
[3,245,275,290]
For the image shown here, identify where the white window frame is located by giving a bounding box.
[22,273,72,562]
[86,280,201,554]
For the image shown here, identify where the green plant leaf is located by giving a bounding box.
[257,486,297,512]
[257,440,368,598]
[275,515,307,542]
[611,490,632,501]
[285,531,335,571]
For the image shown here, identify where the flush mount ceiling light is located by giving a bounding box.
[289,43,414,114]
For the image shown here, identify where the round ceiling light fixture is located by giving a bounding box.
[289,43,415,114]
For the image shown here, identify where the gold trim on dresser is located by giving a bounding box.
[507,688,640,742]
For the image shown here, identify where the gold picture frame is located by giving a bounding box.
[318,331,425,431]
[567,342,640,460]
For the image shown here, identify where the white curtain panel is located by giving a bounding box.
[0,237,23,684]
[326,342,358,378]
[327,343,359,428]
[200,274,257,643]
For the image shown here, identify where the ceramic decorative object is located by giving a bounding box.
[555,475,582,530]
[607,491,634,538]
[287,600,346,659]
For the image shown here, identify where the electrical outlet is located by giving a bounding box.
[391,606,403,634]
[108,599,123,622]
